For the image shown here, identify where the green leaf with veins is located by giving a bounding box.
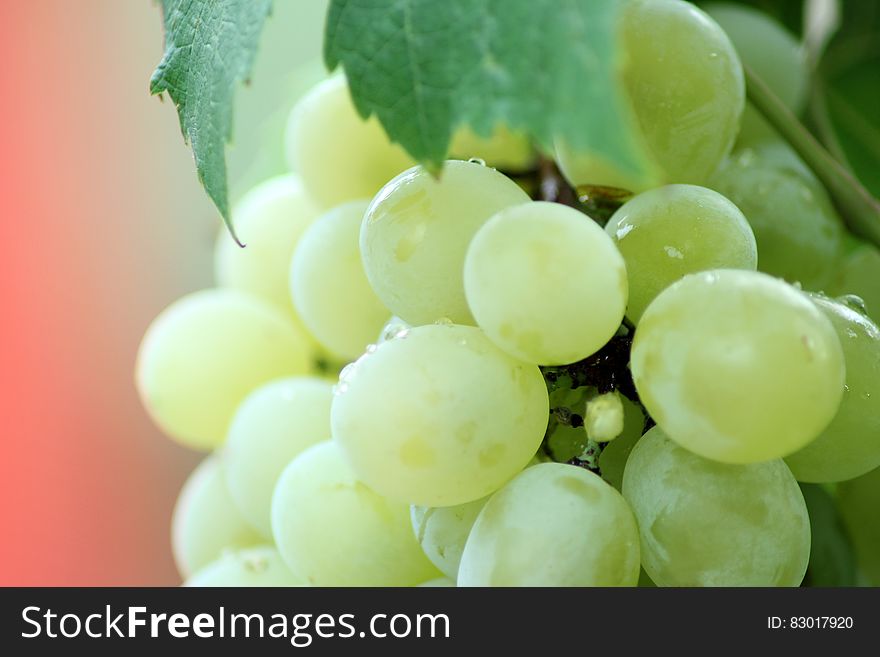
[324,0,653,184]
[151,0,272,241]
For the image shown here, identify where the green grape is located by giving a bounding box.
[584,392,625,442]
[597,395,647,491]
[271,441,440,586]
[463,201,627,365]
[623,426,811,586]
[605,184,757,323]
[417,577,456,587]
[449,124,534,171]
[331,324,549,506]
[136,290,311,449]
[708,144,845,290]
[291,200,389,360]
[224,377,333,537]
[631,269,845,464]
[214,175,319,323]
[410,497,489,580]
[284,75,413,208]
[784,295,880,482]
[409,456,544,579]
[556,0,743,191]
[837,467,880,586]
[184,546,304,587]
[704,3,808,146]
[361,160,530,325]
[458,463,640,586]
[172,456,262,579]
[827,239,880,322]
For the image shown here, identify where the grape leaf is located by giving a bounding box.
[151,0,272,241]
[818,2,880,198]
[324,0,653,185]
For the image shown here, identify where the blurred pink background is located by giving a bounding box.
[0,1,326,585]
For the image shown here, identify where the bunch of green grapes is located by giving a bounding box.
[136,0,880,587]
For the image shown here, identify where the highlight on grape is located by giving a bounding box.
[140,0,880,587]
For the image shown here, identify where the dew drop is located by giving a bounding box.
[837,294,867,315]
[663,245,684,260]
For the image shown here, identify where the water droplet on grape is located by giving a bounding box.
[837,294,867,315]
[663,245,684,260]
[467,157,486,166]
[335,362,358,395]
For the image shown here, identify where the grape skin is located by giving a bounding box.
[557,0,743,191]
[331,324,549,506]
[631,269,845,464]
[184,546,304,587]
[458,463,640,587]
[284,75,413,208]
[224,377,333,537]
[410,455,544,580]
[605,184,757,324]
[623,426,810,587]
[464,201,627,365]
[708,143,845,290]
[271,441,439,586]
[361,160,530,325]
[291,200,389,360]
[214,175,319,324]
[704,2,809,146]
[172,456,262,579]
[784,295,880,483]
[136,289,311,450]
[411,498,490,580]
[828,239,880,323]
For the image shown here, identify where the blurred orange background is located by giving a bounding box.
[0,1,326,585]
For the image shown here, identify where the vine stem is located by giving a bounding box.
[744,64,880,248]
